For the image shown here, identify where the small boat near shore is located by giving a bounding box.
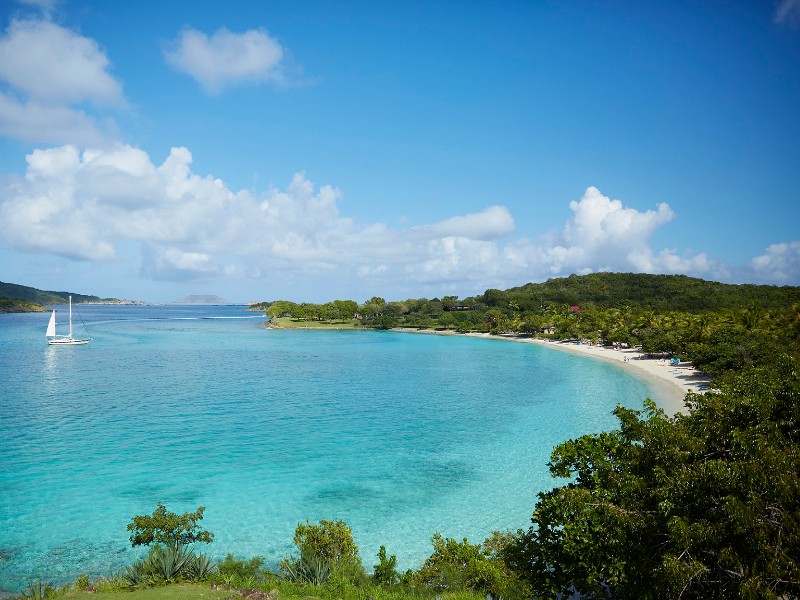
[46,295,91,346]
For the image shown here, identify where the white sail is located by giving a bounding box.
[46,311,56,338]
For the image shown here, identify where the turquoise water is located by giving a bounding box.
[0,304,655,591]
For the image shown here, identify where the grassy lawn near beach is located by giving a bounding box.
[56,583,485,600]
[268,316,360,330]
[63,585,229,600]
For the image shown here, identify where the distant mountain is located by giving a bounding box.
[0,281,122,305]
[172,294,229,304]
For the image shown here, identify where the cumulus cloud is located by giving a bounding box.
[563,186,673,247]
[164,26,285,94]
[0,18,123,144]
[1,144,797,291]
[516,186,698,277]
[746,241,800,283]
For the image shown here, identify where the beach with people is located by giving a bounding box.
[517,337,710,414]
[402,329,711,415]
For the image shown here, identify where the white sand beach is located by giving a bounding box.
[512,337,711,415]
[400,329,712,415]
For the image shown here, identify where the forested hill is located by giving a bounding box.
[492,273,800,311]
[0,298,49,313]
[0,281,114,305]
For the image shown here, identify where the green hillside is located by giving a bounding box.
[493,272,800,311]
[0,297,49,313]
[0,281,117,305]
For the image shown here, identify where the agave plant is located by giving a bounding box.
[281,555,331,586]
[154,545,194,582]
[123,562,146,588]
[123,544,197,587]
[185,553,216,581]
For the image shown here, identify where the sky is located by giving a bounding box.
[0,0,799,304]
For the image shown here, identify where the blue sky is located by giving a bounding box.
[1,0,799,303]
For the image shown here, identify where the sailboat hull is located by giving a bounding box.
[47,337,90,346]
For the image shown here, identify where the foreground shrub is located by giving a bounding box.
[373,545,399,586]
[280,519,366,586]
[409,532,528,599]
[19,581,66,600]
[72,574,90,591]
[512,356,800,599]
[127,502,213,553]
[214,554,268,587]
[293,519,361,565]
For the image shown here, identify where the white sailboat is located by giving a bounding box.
[46,295,91,345]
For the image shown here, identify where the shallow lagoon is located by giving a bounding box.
[0,304,658,591]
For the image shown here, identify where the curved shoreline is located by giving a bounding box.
[393,329,711,415]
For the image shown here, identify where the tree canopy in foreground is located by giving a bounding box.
[509,354,800,598]
[127,502,213,552]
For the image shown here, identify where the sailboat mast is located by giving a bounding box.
[68,295,73,338]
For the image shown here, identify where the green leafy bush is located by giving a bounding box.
[280,519,366,585]
[127,502,213,552]
[214,554,267,587]
[409,532,527,599]
[373,545,399,586]
[513,356,800,599]
[72,574,90,591]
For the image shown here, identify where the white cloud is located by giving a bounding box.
[0,93,110,145]
[775,0,800,25]
[469,187,751,286]
[563,186,674,250]
[0,19,122,103]
[164,27,285,94]
[1,145,797,291]
[141,245,227,282]
[0,18,123,144]
[519,186,683,277]
[747,241,800,283]
[419,205,515,240]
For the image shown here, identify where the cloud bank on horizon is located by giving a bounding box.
[4,143,795,292]
[0,3,798,302]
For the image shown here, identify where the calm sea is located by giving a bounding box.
[0,304,656,591]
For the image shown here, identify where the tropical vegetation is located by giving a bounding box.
[0,297,48,313]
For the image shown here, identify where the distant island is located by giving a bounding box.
[171,294,229,304]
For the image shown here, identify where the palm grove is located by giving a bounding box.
[22,274,800,599]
